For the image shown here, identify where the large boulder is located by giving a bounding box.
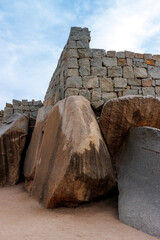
[115,127,160,238]
[24,96,116,208]
[0,113,29,186]
[99,96,160,157]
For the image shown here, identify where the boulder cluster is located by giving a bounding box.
[0,95,159,238]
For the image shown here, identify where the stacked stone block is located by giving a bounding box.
[2,99,43,123]
[44,27,160,108]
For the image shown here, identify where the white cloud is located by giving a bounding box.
[86,0,160,53]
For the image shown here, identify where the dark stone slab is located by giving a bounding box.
[115,127,160,238]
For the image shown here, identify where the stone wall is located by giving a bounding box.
[44,27,160,108]
[1,99,43,124]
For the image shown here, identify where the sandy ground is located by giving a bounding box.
[0,184,158,240]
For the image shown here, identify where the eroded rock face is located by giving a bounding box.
[0,113,29,186]
[115,127,160,238]
[24,96,116,208]
[99,96,160,157]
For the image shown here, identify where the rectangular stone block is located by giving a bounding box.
[77,39,89,49]
[102,92,117,101]
[79,58,90,76]
[155,86,160,96]
[91,67,107,76]
[83,76,99,88]
[145,59,155,66]
[134,53,144,58]
[125,51,134,58]
[92,49,106,58]
[6,103,13,108]
[134,62,147,68]
[142,87,155,97]
[78,49,92,58]
[4,107,13,116]
[116,52,125,58]
[92,88,101,101]
[103,57,117,67]
[33,100,43,106]
[142,79,152,87]
[66,58,79,68]
[99,77,113,92]
[79,89,91,100]
[12,99,21,106]
[67,49,79,58]
[143,54,152,59]
[90,58,102,67]
[107,51,116,57]
[22,106,30,111]
[13,105,22,110]
[156,80,160,85]
[113,78,127,88]
[123,66,134,78]
[66,68,79,77]
[127,79,141,86]
[153,55,160,62]
[123,89,138,96]
[118,58,126,66]
[68,40,77,48]
[126,58,133,66]
[14,110,23,114]
[148,66,160,79]
[22,100,28,106]
[108,67,122,77]
[66,76,82,88]
[65,88,79,98]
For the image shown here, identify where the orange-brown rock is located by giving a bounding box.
[145,59,155,66]
[99,96,160,157]
[0,113,29,186]
[24,96,116,208]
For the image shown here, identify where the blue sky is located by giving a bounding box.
[0,0,160,109]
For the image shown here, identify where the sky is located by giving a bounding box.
[0,0,160,109]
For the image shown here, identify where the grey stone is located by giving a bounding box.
[83,76,99,88]
[143,54,152,59]
[152,80,156,87]
[134,67,148,78]
[102,92,117,101]
[91,100,104,111]
[77,39,89,49]
[67,49,79,58]
[142,87,155,97]
[107,51,116,57]
[22,100,28,106]
[79,58,90,76]
[90,58,102,67]
[92,88,101,101]
[100,77,113,92]
[66,68,79,77]
[66,76,82,88]
[133,58,144,63]
[156,80,160,85]
[65,88,79,98]
[68,40,77,49]
[78,49,92,58]
[127,79,141,86]
[155,61,160,67]
[103,57,117,67]
[6,103,12,108]
[125,51,134,58]
[14,110,23,114]
[113,78,127,88]
[91,67,107,76]
[134,62,147,68]
[123,89,138,96]
[79,89,91,100]
[22,106,30,111]
[115,127,160,238]
[155,86,160,96]
[28,101,33,106]
[123,66,134,78]
[116,52,125,58]
[14,105,23,110]
[30,106,40,112]
[131,86,142,90]
[126,58,133,66]
[108,67,122,77]
[148,66,160,79]
[92,49,106,58]
[66,58,79,69]
[12,99,21,106]
[4,107,13,116]
[33,100,43,106]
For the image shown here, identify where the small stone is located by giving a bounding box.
[113,78,127,88]
[33,100,43,106]
[126,58,133,66]
[77,39,89,49]
[148,66,160,79]
[116,52,125,58]
[123,66,134,78]
[102,92,117,101]
[22,106,30,111]
[142,79,152,87]
[12,99,21,106]
[67,49,79,58]
[142,87,155,97]
[66,76,82,88]
[153,55,160,62]
[134,67,147,78]
[91,100,104,111]
[155,86,160,96]
[79,89,91,100]
[156,80,160,85]
[123,89,138,96]
[103,57,117,67]
[134,53,144,58]
[66,68,79,77]
[66,58,79,68]
[83,76,99,88]
[92,49,106,58]
[91,67,107,76]
[143,54,152,59]
[79,58,90,76]
[68,40,77,48]
[6,103,13,108]
[108,67,122,77]
[22,100,28,106]
[90,58,102,67]
[99,77,113,92]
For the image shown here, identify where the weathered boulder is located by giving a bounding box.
[115,127,160,238]
[99,96,160,157]
[0,113,29,186]
[24,96,116,208]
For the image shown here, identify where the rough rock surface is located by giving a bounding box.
[24,96,116,208]
[0,113,29,186]
[115,127,160,238]
[99,96,160,157]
